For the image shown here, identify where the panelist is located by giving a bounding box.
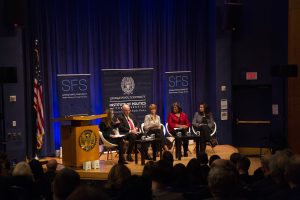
[167,102,190,157]
[144,104,168,151]
[99,108,127,164]
[118,104,151,162]
[192,103,215,152]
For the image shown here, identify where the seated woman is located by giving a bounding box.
[99,108,127,164]
[192,103,215,153]
[167,102,190,157]
[144,104,168,151]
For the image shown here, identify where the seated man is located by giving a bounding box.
[118,104,151,162]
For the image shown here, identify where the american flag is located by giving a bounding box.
[33,39,45,150]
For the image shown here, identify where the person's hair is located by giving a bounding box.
[142,160,155,177]
[187,158,203,185]
[103,108,114,128]
[46,159,58,171]
[53,167,80,200]
[286,154,300,186]
[119,175,152,200]
[150,160,173,185]
[269,150,291,184]
[149,104,157,111]
[12,161,33,178]
[172,163,190,190]
[197,152,209,165]
[199,103,212,116]
[66,185,109,200]
[208,159,240,198]
[229,152,242,166]
[209,155,221,167]
[237,156,251,173]
[29,159,44,181]
[105,164,131,190]
[171,102,182,113]
[162,151,174,167]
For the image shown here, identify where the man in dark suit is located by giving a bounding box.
[117,104,140,162]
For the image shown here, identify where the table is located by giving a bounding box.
[174,135,201,160]
[134,138,162,165]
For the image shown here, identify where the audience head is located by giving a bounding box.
[149,104,157,115]
[150,160,173,189]
[209,155,221,167]
[187,158,203,185]
[208,159,240,198]
[260,153,272,176]
[230,152,242,166]
[142,160,154,177]
[105,163,131,190]
[53,167,80,200]
[67,185,109,200]
[197,152,208,165]
[29,159,44,180]
[162,150,174,167]
[119,175,152,200]
[269,150,291,184]
[12,161,33,179]
[122,104,131,116]
[172,163,190,190]
[171,102,182,114]
[236,156,251,174]
[286,154,300,188]
[46,159,58,172]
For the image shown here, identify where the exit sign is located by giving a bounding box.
[246,72,257,80]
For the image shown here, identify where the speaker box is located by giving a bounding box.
[271,64,298,77]
[0,67,17,83]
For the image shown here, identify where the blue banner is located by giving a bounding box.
[165,71,192,122]
[57,74,91,117]
[101,68,153,124]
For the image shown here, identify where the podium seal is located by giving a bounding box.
[79,130,97,151]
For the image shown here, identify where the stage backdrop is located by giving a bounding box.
[165,71,192,122]
[102,69,153,124]
[57,74,91,117]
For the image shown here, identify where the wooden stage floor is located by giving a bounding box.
[43,144,261,181]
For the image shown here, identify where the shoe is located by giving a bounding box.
[126,155,134,162]
[183,152,188,157]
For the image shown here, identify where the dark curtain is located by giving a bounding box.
[25,0,212,155]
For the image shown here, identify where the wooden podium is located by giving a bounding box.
[58,114,107,168]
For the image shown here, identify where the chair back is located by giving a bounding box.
[99,131,117,147]
[140,123,145,133]
[161,123,166,136]
[210,122,217,136]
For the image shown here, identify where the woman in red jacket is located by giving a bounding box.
[167,102,190,157]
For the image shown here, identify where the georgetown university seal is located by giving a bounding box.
[79,130,97,151]
[121,77,135,95]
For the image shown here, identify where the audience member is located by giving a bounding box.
[67,185,109,200]
[208,159,241,199]
[162,150,174,168]
[186,158,203,185]
[286,154,300,200]
[45,159,58,200]
[229,152,242,167]
[53,167,80,200]
[29,159,48,199]
[151,160,184,200]
[104,163,131,198]
[208,154,220,167]
[10,161,35,200]
[171,163,190,192]
[237,155,254,185]
[196,152,210,185]
[142,160,155,177]
[251,150,292,199]
[118,175,152,200]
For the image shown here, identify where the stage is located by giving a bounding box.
[42,144,261,181]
